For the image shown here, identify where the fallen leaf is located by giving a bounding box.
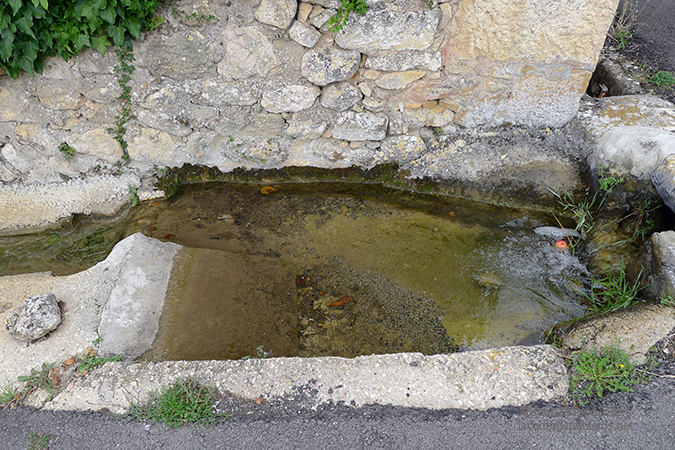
[61,357,76,370]
[327,295,354,307]
[48,368,61,388]
[164,234,175,240]
[195,223,205,229]
[260,186,276,195]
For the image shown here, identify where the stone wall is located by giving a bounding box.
[0,0,619,183]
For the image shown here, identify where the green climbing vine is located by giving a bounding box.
[108,42,135,163]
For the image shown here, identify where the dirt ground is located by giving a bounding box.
[611,0,675,103]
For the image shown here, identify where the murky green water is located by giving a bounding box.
[0,182,590,358]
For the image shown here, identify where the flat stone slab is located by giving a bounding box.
[44,346,567,414]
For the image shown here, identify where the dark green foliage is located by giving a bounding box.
[0,0,163,79]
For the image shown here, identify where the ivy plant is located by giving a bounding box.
[0,0,163,79]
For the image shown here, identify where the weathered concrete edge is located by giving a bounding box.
[0,173,141,234]
[44,345,567,414]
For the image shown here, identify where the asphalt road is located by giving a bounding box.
[1,359,674,450]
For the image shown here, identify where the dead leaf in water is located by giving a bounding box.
[260,186,276,195]
[195,223,205,229]
[164,234,175,240]
[327,295,354,307]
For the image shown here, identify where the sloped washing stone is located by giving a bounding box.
[331,111,388,141]
[301,45,361,86]
[5,293,61,342]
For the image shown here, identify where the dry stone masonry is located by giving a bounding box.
[0,0,619,184]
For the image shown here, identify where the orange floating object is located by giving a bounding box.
[260,186,276,194]
[555,240,568,249]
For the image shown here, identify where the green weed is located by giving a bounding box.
[17,363,56,400]
[241,345,274,360]
[568,345,647,405]
[58,142,75,162]
[125,379,227,428]
[129,187,139,207]
[328,0,369,33]
[661,295,675,307]
[650,71,675,87]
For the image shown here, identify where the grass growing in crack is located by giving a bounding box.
[125,379,228,428]
[661,295,675,307]
[0,383,19,405]
[78,353,123,373]
[26,432,51,450]
[579,262,645,314]
[568,345,647,406]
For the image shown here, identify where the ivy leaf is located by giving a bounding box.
[75,33,90,52]
[19,39,39,62]
[16,55,35,76]
[92,0,106,10]
[39,0,49,10]
[99,7,116,24]
[123,17,140,39]
[91,35,109,56]
[13,15,36,39]
[0,28,14,61]
[8,0,22,16]
[107,24,125,46]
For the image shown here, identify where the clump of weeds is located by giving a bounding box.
[125,379,228,428]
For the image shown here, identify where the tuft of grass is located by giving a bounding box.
[125,379,228,428]
[568,345,648,406]
[26,432,51,450]
[579,262,645,314]
[661,295,675,307]
[78,352,123,373]
[608,0,640,50]
[650,71,675,87]
[0,383,19,405]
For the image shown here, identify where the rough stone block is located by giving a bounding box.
[5,293,62,342]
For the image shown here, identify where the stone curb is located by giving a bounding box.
[44,346,567,414]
